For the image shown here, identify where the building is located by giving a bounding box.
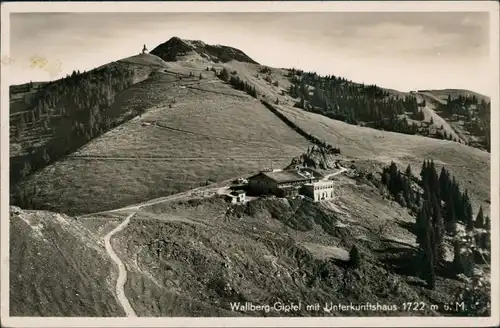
[302,180,335,202]
[277,185,300,198]
[231,190,246,203]
[225,190,246,204]
[248,169,318,197]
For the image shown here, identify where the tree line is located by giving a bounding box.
[379,160,490,290]
[287,69,423,136]
[217,68,258,98]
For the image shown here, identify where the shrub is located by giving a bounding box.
[349,245,361,268]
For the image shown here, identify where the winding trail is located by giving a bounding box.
[104,212,138,317]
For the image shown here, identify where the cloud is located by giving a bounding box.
[338,21,487,58]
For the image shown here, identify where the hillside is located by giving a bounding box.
[10,165,491,316]
[9,53,168,188]
[282,70,491,152]
[12,53,313,215]
[416,90,491,152]
[9,206,125,316]
[8,36,491,317]
[418,89,490,104]
[273,104,490,213]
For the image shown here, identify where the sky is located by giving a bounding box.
[8,11,493,95]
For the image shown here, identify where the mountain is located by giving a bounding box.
[150,36,259,64]
[9,37,491,317]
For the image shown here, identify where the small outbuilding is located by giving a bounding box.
[225,190,246,204]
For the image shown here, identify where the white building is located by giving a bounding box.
[225,190,246,204]
[302,180,335,202]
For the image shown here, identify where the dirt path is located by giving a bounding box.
[321,167,348,180]
[109,191,193,213]
[104,212,137,317]
[68,155,292,161]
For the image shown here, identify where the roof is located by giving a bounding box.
[304,180,335,188]
[312,180,334,186]
[250,170,316,184]
[278,185,300,191]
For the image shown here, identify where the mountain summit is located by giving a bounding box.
[150,36,259,64]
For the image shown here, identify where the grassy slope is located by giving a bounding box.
[275,104,490,215]
[14,54,490,216]
[9,207,124,316]
[18,61,311,215]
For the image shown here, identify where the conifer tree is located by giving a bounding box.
[422,220,436,289]
[416,202,430,247]
[405,164,412,179]
[475,206,484,228]
[439,167,449,201]
[349,245,361,268]
[431,193,445,263]
[484,216,490,230]
[463,190,474,231]
[452,241,464,274]
[444,192,457,234]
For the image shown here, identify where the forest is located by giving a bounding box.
[287,69,423,136]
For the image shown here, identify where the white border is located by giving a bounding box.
[1,1,499,327]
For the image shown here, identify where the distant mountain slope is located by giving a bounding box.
[419,89,490,104]
[283,70,491,152]
[416,89,490,151]
[413,92,462,142]
[274,104,490,213]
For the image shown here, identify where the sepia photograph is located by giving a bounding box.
[1,1,498,327]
